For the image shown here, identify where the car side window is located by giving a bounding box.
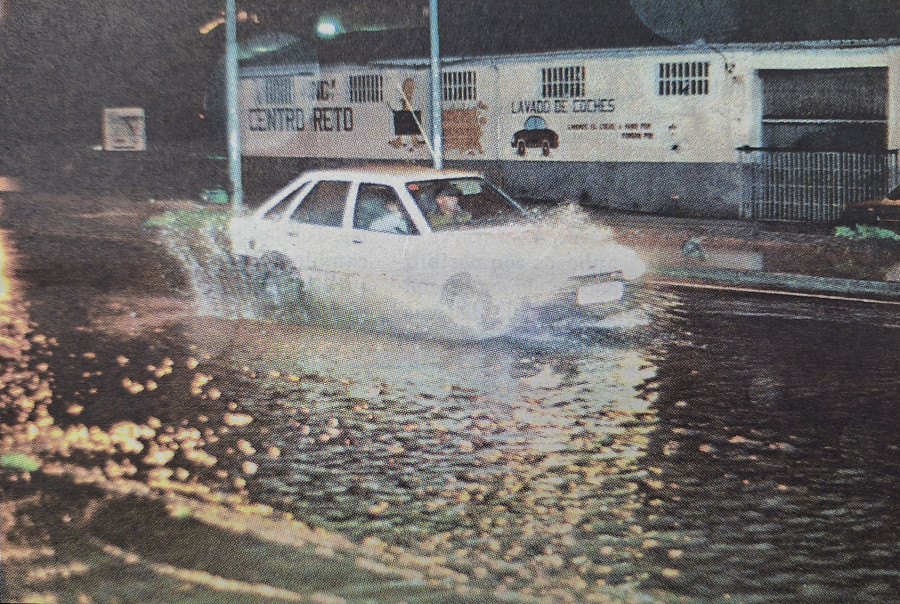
[353,184,418,235]
[289,181,350,227]
[263,182,312,220]
[263,196,295,220]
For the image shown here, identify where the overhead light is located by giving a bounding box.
[316,16,342,38]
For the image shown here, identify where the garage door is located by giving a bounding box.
[760,67,887,152]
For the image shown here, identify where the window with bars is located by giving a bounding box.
[261,77,294,105]
[348,74,384,103]
[541,66,585,99]
[442,71,477,102]
[658,62,710,96]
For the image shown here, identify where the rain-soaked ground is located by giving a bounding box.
[1,192,899,603]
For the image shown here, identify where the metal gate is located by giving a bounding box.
[739,149,899,222]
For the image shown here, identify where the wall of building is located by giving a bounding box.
[238,42,900,218]
[493,51,737,165]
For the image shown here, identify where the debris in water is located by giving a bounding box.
[224,413,253,427]
[1,453,41,472]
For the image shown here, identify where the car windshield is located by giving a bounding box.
[406,178,528,231]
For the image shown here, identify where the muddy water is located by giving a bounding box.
[169,293,900,604]
[2,193,899,602]
[169,316,668,600]
[642,295,900,603]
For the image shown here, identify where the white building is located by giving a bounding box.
[238,37,900,221]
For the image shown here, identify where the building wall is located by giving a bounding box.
[238,43,900,217]
[493,52,737,164]
[728,45,900,152]
[240,68,434,161]
[496,160,745,216]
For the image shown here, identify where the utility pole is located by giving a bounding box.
[224,0,244,213]
[429,0,443,170]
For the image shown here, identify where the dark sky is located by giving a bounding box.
[1,0,898,145]
[0,0,226,143]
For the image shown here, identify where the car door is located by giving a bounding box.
[336,182,434,327]
[238,179,311,258]
[280,179,352,314]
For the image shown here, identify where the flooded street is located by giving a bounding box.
[2,193,899,603]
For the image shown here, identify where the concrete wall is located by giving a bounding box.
[495,160,745,217]
[242,155,747,217]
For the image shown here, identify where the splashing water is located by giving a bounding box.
[151,210,257,320]
[535,201,614,239]
[152,209,518,339]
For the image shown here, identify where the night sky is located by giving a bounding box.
[0,0,898,145]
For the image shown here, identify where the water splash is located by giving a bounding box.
[153,211,519,339]
[151,211,256,320]
[534,202,614,239]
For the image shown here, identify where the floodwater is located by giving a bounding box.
[2,193,899,603]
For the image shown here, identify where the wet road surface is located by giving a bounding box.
[1,192,899,603]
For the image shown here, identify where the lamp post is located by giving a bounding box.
[429,0,443,170]
[224,0,243,214]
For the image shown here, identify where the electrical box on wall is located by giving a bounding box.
[103,108,146,151]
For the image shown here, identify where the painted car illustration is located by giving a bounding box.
[228,166,646,338]
[512,115,560,156]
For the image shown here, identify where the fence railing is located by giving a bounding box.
[738,149,899,222]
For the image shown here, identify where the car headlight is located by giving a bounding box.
[576,281,625,305]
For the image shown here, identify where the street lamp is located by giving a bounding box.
[224,0,243,214]
[316,16,343,39]
[429,0,443,170]
[199,9,258,35]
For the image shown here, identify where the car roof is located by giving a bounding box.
[295,165,482,185]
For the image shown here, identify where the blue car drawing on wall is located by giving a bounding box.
[512,115,560,157]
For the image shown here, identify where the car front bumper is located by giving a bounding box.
[523,272,645,323]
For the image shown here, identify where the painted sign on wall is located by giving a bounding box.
[444,102,489,155]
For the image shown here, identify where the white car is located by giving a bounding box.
[229,166,646,337]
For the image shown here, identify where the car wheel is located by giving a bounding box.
[440,273,504,334]
[249,255,305,321]
[517,140,526,156]
[541,140,550,156]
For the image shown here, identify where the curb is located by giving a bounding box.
[648,266,900,301]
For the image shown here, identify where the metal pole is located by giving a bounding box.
[429,0,443,170]
[225,0,244,214]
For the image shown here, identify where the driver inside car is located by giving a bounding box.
[427,184,472,229]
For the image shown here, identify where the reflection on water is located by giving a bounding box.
[2,226,672,603]
[181,316,667,601]
[0,230,12,302]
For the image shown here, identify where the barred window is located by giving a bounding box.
[442,71,477,102]
[348,74,384,103]
[541,66,585,99]
[262,77,294,105]
[658,62,710,96]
